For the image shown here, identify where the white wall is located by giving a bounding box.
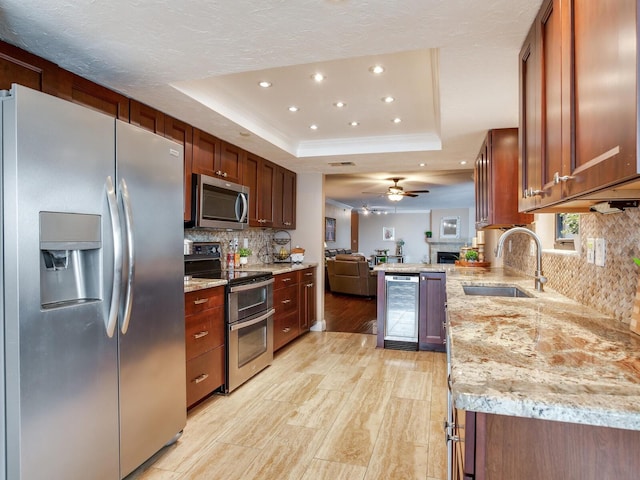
[358,212,431,263]
[324,202,352,250]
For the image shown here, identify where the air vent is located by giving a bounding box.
[328,161,356,167]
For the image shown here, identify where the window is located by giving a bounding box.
[555,213,579,250]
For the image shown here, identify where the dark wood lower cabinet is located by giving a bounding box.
[419,272,446,351]
[273,268,316,351]
[457,411,640,479]
[184,287,225,408]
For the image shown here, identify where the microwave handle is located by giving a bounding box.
[236,192,248,223]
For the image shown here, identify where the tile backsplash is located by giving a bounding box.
[185,227,276,264]
[503,209,640,324]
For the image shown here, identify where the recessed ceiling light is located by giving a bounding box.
[288,105,299,112]
[382,96,395,103]
[334,101,346,108]
[369,65,385,74]
[312,73,325,82]
[258,81,272,88]
[349,121,359,127]
[310,124,318,130]
[460,160,467,165]
[419,163,426,167]
[392,117,402,124]
[239,131,251,137]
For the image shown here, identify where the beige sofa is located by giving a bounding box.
[326,254,377,297]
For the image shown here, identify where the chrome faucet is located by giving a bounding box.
[495,227,547,292]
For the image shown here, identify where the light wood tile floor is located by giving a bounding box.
[127,332,448,480]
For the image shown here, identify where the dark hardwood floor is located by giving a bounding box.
[323,290,377,334]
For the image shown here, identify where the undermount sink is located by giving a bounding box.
[462,284,532,298]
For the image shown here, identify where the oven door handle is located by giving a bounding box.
[228,277,274,293]
[229,308,275,332]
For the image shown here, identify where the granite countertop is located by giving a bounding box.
[373,262,447,273]
[445,267,640,431]
[183,262,319,292]
[183,277,227,293]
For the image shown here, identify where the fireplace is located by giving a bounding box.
[437,251,459,264]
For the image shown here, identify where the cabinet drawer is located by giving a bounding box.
[186,346,225,407]
[184,287,224,315]
[274,311,300,351]
[274,271,298,290]
[185,307,224,360]
[274,284,298,315]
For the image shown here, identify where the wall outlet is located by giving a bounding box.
[243,238,249,248]
[586,238,595,264]
[595,238,606,267]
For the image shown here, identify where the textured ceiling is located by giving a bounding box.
[0,0,542,211]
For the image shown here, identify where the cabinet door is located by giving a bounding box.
[57,70,130,119]
[0,41,59,95]
[245,153,275,227]
[418,272,446,351]
[259,159,276,227]
[519,23,541,212]
[218,141,244,184]
[244,153,261,226]
[487,129,533,226]
[130,99,165,134]
[299,268,316,332]
[564,0,637,197]
[281,168,297,229]
[165,116,194,222]
[192,128,221,177]
[538,0,565,206]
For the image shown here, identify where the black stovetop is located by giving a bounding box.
[185,242,271,286]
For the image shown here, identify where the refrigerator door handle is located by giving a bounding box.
[105,176,122,338]
[120,178,135,334]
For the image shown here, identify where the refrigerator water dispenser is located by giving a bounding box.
[39,211,102,308]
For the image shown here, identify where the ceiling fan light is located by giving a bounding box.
[388,193,403,202]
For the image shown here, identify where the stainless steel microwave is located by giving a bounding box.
[192,173,249,229]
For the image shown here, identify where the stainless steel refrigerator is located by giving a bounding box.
[1,84,186,479]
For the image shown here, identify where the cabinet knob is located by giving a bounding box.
[193,298,208,305]
[282,278,292,282]
[193,330,209,339]
[283,327,291,333]
[281,299,291,304]
[222,172,228,177]
[215,170,222,176]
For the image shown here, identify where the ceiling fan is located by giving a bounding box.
[363,178,430,202]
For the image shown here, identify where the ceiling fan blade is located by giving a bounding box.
[404,193,419,198]
[405,189,430,194]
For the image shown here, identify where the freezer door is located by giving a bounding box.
[116,121,186,477]
[3,85,120,479]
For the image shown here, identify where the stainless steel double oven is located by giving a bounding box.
[226,275,275,392]
[184,242,275,393]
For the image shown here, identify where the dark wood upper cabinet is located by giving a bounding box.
[566,0,637,197]
[272,165,297,229]
[192,128,221,178]
[475,128,533,229]
[130,99,165,134]
[518,23,541,212]
[218,141,244,184]
[520,0,640,212]
[243,152,274,227]
[164,116,194,222]
[56,69,129,120]
[0,41,60,95]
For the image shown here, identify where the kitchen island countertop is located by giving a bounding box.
[441,266,640,431]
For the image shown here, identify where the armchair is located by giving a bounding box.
[326,254,377,297]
